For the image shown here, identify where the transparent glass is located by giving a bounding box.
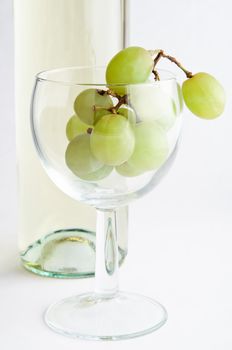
[31,67,182,340]
[14,0,129,278]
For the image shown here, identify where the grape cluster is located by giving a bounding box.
[65,46,226,182]
[65,90,170,180]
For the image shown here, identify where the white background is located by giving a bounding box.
[1,0,232,349]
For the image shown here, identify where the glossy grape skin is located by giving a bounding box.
[90,114,135,166]
[129,85,177,130]
[182,72,226,119]
[106,47,153,94]
[65,134,112,181]
[74,88,113,125]
[116,121,169,177]
[118,107,136,124]
[66,115,92,141]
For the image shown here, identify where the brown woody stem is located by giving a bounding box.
[87,127,93,134]
[109,95,128,113]
[152,49,193,79]
[152,69,160,81]
[97,89,128,114]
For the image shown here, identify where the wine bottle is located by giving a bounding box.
[14,0,129,278]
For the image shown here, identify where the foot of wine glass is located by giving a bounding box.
[45,208,167,340]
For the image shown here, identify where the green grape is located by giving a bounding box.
[182,72,226,119]
[74,88,113,125]
[106,46,153,94]
[118,107,136,124]
[116,161,144,177]
[66,115,92,141]
[116,121,169,177]
[94,108,111,125]
[65,134,112,181]
[129,85,177,130]
[80,164,112,181]
[90,114,135,166]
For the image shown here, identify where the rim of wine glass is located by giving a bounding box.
[35,66,176,87]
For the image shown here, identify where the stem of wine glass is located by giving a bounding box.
[94,208,119,297]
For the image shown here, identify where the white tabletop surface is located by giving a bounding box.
[1,0,232,349]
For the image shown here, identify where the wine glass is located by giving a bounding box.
[31,66,182,340]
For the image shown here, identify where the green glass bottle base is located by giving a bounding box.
[20,229,127,279]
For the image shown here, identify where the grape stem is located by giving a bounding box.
[152,49,193,80]
[96,89,140,123]
[87,127,93,134]
[152,69,160,81]
[110,94,128,114]
[106,89,122,100]
[97,89,128,114]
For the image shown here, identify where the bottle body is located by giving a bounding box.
[14,0,128,277]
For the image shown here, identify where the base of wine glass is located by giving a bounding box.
[21,229,127,278]
[45,291,167,341]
